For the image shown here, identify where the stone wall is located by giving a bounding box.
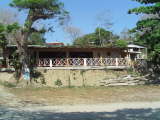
[0,69,150,87]
[35,69,147,87]
[0,72,16,83]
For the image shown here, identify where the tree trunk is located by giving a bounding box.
[15,36,30,85]
[2,47,7,67]
[17,10,33,85]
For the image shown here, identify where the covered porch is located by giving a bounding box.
[31,46,129,69]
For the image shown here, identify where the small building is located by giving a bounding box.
[126,44,147,60]
[5,43,147,69]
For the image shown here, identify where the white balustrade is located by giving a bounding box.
[37,58,128,67]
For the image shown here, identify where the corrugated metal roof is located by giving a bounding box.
[7,44,125,49]
[8,44,146,49]
[127,44,145,48]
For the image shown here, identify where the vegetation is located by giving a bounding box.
[55,79,63,87]
[0,0,68,84]
[0,81,16,88]
[129,0,160,64]
[74,27,119,46]
[9,85,160,105]
[0,23,20,67]
[115,39,128,48]
[29,32,46,45]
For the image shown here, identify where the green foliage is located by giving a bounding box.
[0,81,16,88]
[10,0,68,21]
[7,0,68,82]
[0,23,20,48]
[74,27,119,46]
[31,70,46,84]
[10,0,68,44]
[129,0,160,63]
[154,44,160,53]
[0,24,7,48]
[11,0,64,10]
[10,51,22,79]
[55,79,62,87]
[131,0,160,4]
[74,33,97,46]
[115,40,128,48]
[0,22,20,68]
[6,23,20,33]
[29,32,46,45]
[0,24,5,33]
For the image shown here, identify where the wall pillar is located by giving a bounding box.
[66,51,70,66]
[100,52,104,66]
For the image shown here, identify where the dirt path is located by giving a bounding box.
[1,86,160,120]
[1,102,160,120]
[23,102,160,113]
[0,85,23,107]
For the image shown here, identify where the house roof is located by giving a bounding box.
[7,44,126,50]
[7,44,146,50]
[127,44,146,48]
[46,42,64,46]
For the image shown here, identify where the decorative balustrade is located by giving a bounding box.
[37,58,129,67]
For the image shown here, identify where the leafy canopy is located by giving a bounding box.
[10,0,68,18]
[0,23,20,48]
[129,0,160,62]
[10,0,68,32]
[115,40,128,48]
[74,28,119,46]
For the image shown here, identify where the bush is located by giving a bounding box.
[115,40,128,48]
[54,79,62,87]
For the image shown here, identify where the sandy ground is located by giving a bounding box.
[1,85,160,119]
[1,102,160,120]
[23,102,160,113]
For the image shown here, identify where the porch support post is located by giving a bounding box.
[100,57,103,66]
[126,50,131,66]
[50,59,52,67]
[66,51,69,66]
[84,58,87,66]
[6,55,9,68]
[100,52,103,66]
[116,58,118,66]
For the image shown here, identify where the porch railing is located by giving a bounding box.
[37,58,129,67]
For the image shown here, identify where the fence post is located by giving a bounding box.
[100,57,103,66]
[116,58,118,66]
[84,58,87,66]
[50,59,52,67]
[66,58,69,67]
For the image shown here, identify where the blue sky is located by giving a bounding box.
[0,0,141,44]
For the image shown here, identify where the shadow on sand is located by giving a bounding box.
[1,106,160,120]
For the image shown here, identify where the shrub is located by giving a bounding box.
[115,39,128,48]
[54,79,62,87]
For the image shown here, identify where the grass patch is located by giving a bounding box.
[8,85,160,105]
[0,81,16,88]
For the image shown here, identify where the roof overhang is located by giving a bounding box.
[127,44,146,49]
[7,45,126,50]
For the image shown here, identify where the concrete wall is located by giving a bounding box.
[0,72,16,83]
[0,69,149,87]
[35,69,129,87]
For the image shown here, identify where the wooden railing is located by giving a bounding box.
[37,58,129,67]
